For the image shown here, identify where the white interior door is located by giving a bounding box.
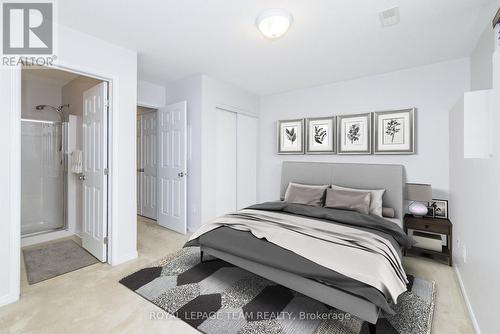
[215,108,237,217]
[237,113,258,209]
[81,82,108,262]
[157,101,187,234]
[140,111,157,219]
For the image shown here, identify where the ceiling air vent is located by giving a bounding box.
[379,7,400,27]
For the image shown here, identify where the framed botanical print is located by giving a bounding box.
[374,108,415,154]
[277,119,305,154]
[337,113,372,154]
[306,117,336,154]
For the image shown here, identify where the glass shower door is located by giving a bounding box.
[21,119,66,236]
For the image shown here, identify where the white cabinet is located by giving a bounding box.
[214,108,258,216]
[463,33,500,160]
[464,90,492,159]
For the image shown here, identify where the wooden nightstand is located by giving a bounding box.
[404,214,453,266]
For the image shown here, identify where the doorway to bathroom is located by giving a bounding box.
[20,66,110,267]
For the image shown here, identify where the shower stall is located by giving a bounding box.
[21,105,69,237]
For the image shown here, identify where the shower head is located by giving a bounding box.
[35,104,70,112]
[34,104,70,122]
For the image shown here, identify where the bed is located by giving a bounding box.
[186,161,410,333]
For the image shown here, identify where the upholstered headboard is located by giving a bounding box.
[280,161,405,221]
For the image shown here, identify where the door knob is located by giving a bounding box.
[178,172,187,177]
[137,168,145,172]
[79,174,86,181]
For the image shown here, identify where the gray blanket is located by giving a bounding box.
[248,202,414,248]
[185,202,415,314]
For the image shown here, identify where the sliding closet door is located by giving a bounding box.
[215,109,237,217]
[237,114,258,209]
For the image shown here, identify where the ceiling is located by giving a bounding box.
[58,0,499,95]
[22,68,79,86]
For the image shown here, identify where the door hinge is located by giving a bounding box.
[104,168,109,175]
[104,100,110,108]
[104,236,109,245]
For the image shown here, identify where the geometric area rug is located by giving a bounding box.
[120,247,435,334]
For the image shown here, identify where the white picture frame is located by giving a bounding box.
[374,108,415,154]
[306,117,336,154]
[277,119,305,154]
[337,113,372,154]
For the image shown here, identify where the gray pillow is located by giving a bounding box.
[284,182,329,207]
[330,184,385,217]
[324,188,372,215]
[382,207,395,218]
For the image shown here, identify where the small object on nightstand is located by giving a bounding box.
[405,183,432,217]
[404,214,453,266]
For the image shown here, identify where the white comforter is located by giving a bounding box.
[189,209,408,303]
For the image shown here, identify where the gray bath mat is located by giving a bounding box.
[120,247,436,334]
[23,239,99,284]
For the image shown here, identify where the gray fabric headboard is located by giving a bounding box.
[280,161,405,221]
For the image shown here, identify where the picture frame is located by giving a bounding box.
[425,206,435,219]
[277,119,305,154]
[428,199,448,219]
[305,117,336,154]
[374,108,415,154]
[337,113,372,154]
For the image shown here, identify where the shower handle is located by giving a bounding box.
[79,174,86,181]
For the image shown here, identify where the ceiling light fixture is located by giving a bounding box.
[256,9,293,39]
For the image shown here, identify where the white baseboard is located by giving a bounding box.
[0,292,19,308]
[454,267,481,334]
[112,250,138,266]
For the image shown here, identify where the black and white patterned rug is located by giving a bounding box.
[120,247,435,334]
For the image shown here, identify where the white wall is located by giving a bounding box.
[21,74,62,121]
[0,69,21,307]
[258,58,470,202]
[0,23,137,306]
[449,22,500,334]
[470,22,494,91]
[138,80,166,108]
[166,75,259,231]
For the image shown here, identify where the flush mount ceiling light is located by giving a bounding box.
[256,9,293,39]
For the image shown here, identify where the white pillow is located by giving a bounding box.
[330,184,385,217]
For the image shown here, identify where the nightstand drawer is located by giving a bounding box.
[405,219,450,234]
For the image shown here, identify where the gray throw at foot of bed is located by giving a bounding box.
[120,247,435,334]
